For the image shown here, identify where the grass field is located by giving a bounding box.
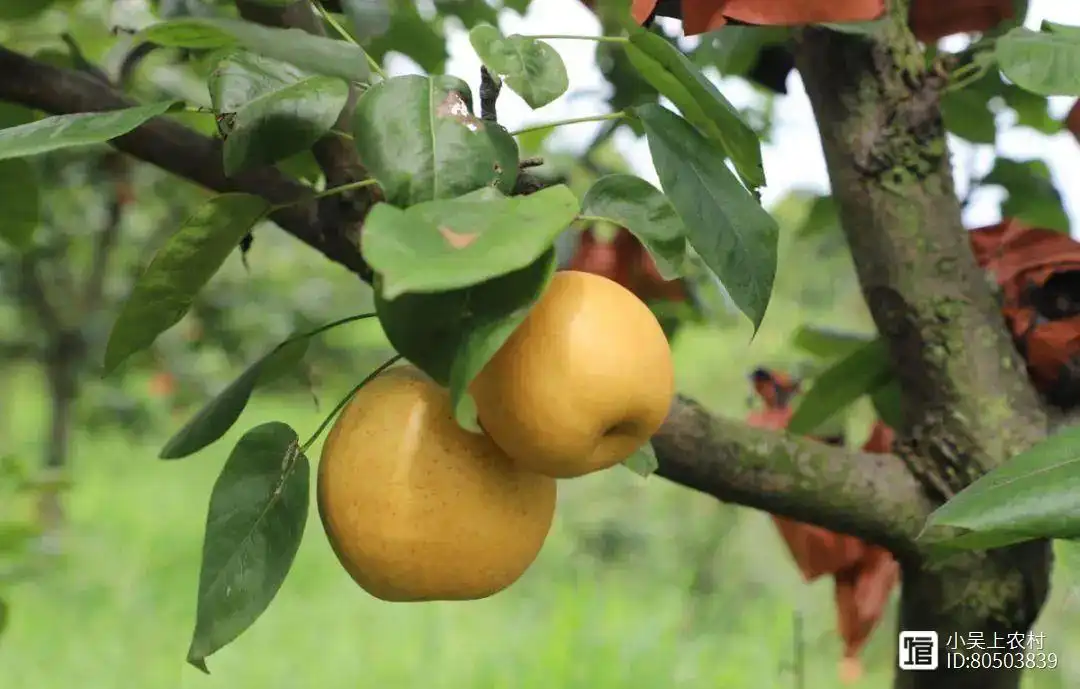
[4,237,1080,689]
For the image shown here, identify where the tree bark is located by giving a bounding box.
[36,329,82,555]
[791,9,1053,688]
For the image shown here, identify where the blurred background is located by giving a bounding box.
[2,0,1080,688]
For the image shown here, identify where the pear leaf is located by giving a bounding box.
[919,423,1080,551]
[996,26,1080,97]
[352,74,519,207]
[222,75,349,175]
[787,338,894,435]
[469,23,569,109]
[636,104,778,333]
[208,50,311,114]
[104,193,270,374]
[160,338,310,459]
[186,422,309,673]
[375,250,556,429]
[580,173,690,279]
[0,101,180,162]
[136,17,371,83]
[362,185,578,298]
[624,29,764,190]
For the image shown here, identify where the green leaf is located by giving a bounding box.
[1002,83,1061,134]
[341,0,392,41]
[352,74,518,207]
[787,338,893,435]
[0,101,179,162]
[0,102,37,129]
[624,29,765,190]
[208,51,311,114]
[636,104,778,332]
[362,185,579,298]
[982,157,1069,233]
[469,23,569,109]
[104,194,270,374]
[136,17,372,83]
[446,252,557,429]
[362,1,448,74]
[920,423,1080,551]
[186,422,309,673]
[869,378,902,429]
[375,250,555,393]
[793,194,840,238]
[996,27,1080,97]
[439,0,500,28]
[0,159,39,250]
[580,173,690,279]
[223,76,349,176]
[694,26,786,77]
[621,441,658,477]
[0,0,58,20]
[160,338,310,459]
[790,325,875,359]
[941,86,997,144]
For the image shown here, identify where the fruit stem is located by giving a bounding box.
[507,112,627,137]
[300,353,404,452]
[310,178,379,201]
[289,312,379,344]
[522,34,629,44]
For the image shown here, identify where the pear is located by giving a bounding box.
[318,365,557,601]
[471,270,675,478]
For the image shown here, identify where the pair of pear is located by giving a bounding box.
[317,270,675,602]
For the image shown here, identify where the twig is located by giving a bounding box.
[480,66,501,122]
[83,153,130,312]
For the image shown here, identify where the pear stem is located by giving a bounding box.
[301,353,404,452]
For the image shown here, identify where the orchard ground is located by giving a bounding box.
[3,232,1080,689]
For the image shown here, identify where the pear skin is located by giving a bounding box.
[471,270,675,478]
[317,365,557,602]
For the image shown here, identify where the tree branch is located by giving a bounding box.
[654,396,932,556]
[16,253,63,337]
[0,46,372,281]
[235,0,378,282]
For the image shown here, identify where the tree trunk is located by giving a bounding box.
[790,9,1054,688]
[36,329,82,555]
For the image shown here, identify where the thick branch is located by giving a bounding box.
[791,24,1046,488]
[0,46,372,280]
[654,396,932,556]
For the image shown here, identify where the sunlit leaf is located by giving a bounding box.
[362,185,578,298]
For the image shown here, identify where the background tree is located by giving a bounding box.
[2,1,1080,688]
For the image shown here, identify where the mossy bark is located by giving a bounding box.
[791,8,1052,689]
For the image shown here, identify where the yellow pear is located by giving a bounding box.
[317,365,557,602]
[470,270,675,479]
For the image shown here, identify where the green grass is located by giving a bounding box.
[3,238,1080,688]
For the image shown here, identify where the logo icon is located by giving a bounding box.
[898,631,939,670]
